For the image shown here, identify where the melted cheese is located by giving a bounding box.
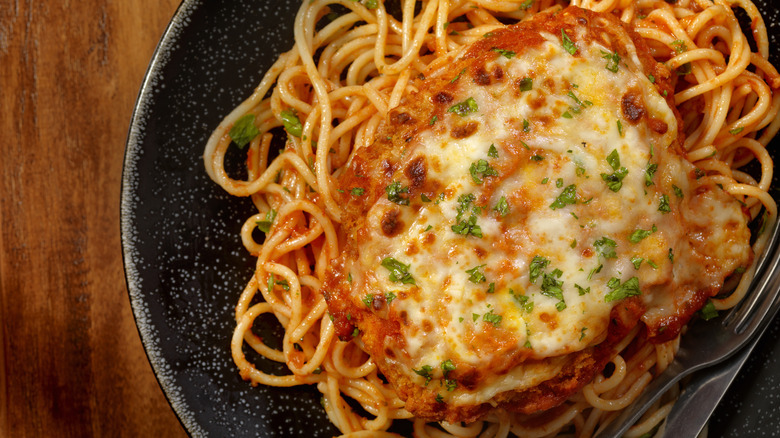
[333,14,751,409]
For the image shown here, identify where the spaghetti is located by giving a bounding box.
[203,0,779,436]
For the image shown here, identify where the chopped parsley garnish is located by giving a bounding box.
[429,115,438,126]
[600,149,629,191]
[435,394,444,403]
[631,256,644,269]
[523,118,530,132]
[493,196,510,217]
[677,62,692,76]
[441,359,456,376]
[541,271,566,311]
[629,224,657,243]
[580,327,588,341]
[470,159,499,184]
[465,264,487,283]
[413,365,434,385]
[350,187,365,196]
[550,184,577,209]
[648,74,656,83]
[575,284,590,295]
[447,97,478,116]
[531,154,545,161]
[617,119,624,137]
[511,290,534,313]
[601,50,620,73]
[421,193,432,202]
[452,193,483,237]
[381,257,416,285]
[386,291,397,304]
[556,178,564,188]
[450,68,466,83]
[363,0,379,9]
[352,327,360,338]
[487,282,495,294]
[385,181,410,205]
[256,209,277,233]
[362,294,374,308]
[645,163,658,186]
[488,144,499,158]
[605,276,641,302]
[699,300,719,321]
[280,109,303,137]
[519,77,533,91]
[671,40,688,53]
[729,127,744,135]
[561,29,577,54]
[673,185,684,198]
[229,114,260,149]
[519,0,533,9]
[668,248,675,262]
[483,309,503,327]
[658,194,671,212]
[588,264,603,281]
[529,255,550,284]
[492,47,516,58]
[594,236,617,259]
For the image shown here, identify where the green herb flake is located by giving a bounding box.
[385,181,410,205]
[429,115,438,126]
[350,187,365,196]
[729,127,744,135]
[645,163,658,186]
[580,327,588,341]
[561,29,577,55]
[631,256,644,269]
[617,119,624,137]
[594,236,618,259]
[413,365,434,385]
[483,309,503,327]
[629,226,656,243]
[529,255,550,284]
[492,47,516,59]
[519,77,533,92]
[671,40,688,53]
[488,144,499,158]
[256,209,278,234]
[493,196,510,217]
[550,184,577,209]
[386,291,397,304]
[699,300,719,321]
[421,193,432,202]
[601,50,620,73]
[605,276,641,302]
[648,74,656,83]
[362,294,374,308]
[487,282,495,294]
[658,194,671,212]
[673,185,684,198]
[447,97,479,116]
[229,114,260,149]
[519,0,533,9]
[280,109,303,137]
[465,264,487,283]
[381,257,416,285]
[450,68,467,84]
[470,159,499,184]
[668,248,675,263]
[575,284,590,295]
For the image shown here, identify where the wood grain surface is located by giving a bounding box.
[0,1,188,436]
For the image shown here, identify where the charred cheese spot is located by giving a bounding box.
[324,6,752,424]
[451,121,480,139]
[380,208,403,237]
[621,91,646,123]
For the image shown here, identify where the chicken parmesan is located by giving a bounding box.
[322,6,752,423]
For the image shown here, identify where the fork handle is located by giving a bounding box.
[661,318,764,437]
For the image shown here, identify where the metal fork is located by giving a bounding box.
[596,216,780,438]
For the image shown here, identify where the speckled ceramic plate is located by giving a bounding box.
[121,1,780,436]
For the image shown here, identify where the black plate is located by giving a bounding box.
[120,1,780,436]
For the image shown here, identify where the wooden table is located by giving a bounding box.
[1,1,188,436]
